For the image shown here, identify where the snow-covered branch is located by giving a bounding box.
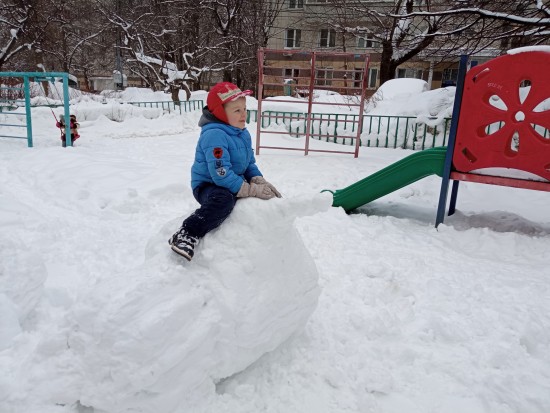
[390,6,550,27]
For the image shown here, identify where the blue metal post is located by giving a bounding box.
[435,55,468,227]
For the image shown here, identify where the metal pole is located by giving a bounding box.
[435,55,468,227]
[23,76,33,147]
[355,54,370,157]
[304,52,317,156]
[62,74,72,147]
[256,48,265,156]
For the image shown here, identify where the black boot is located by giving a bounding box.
[168,229,199,261]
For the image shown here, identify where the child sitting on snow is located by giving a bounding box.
[168,82,282,261]
[56,114,80,147]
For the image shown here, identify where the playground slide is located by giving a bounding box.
[324,147,447,212]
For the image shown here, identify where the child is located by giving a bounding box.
[169,82,282,261]
[56,114,80,147]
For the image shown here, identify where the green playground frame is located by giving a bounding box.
[0,72,72,147]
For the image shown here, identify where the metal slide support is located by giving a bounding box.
[435,55,468,227]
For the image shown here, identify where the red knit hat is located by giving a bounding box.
[207,82,252,123]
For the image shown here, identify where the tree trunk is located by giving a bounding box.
[81,69,91,92]
[223,68,232,82]
[378,40,397,85]
[171,86,181,104]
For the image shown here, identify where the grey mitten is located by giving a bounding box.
[250,176,282,198]
[236,181,275,200]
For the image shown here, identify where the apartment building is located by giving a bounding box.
[264,0,496,97]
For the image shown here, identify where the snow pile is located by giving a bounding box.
[260,94,356,115]
[373,78,429,101]
[118,87,174,102]
[28,81,84,102]
[366,78,454,119]
[57,102,165,122]
[103,87,207,105]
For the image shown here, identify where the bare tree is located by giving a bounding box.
[204,0,245,83]
[207,0,285,90]
[394,0,550,47]
[34,0,112,88]
[90,0,284,99]
[0,0,55,71]
[326,0,549,84]
[240,0,285,90]
[94,0,237,101]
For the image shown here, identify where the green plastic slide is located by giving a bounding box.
[324,147,448,212]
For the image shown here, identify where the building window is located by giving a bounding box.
[315,68,333,86]
[442,68,459,87]
[368,68,378,89]
[397,68,423,79]
[307,0,328,3]
[319,29,336,48]
[442,68,459,82]
[353,68,378,89]
[288,0,303,8]
[284,68,300,78]
[357,34,379,49]
[353,70,363,89]
[285,29,301,48]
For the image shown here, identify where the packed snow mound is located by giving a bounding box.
[119,87,173,102]
[366,79,456,120]
[103,87,208,105]
[67,195,330,412]
[374,78,429,101]
[260,94,356,114]
[388,87,456,120]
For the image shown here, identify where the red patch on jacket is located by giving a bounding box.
[213,147,223,159]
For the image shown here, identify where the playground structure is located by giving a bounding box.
[256,49,370,157]
[325,48,550,225]
[0,72,72,147]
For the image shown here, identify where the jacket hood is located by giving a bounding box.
[198,107,226,127]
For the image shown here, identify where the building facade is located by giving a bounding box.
[265,0,498,97]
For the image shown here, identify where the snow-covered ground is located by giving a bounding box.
[1,86,549,413]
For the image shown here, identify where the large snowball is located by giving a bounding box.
[69,194,331,412]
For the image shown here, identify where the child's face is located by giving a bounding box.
[223,97,247,129]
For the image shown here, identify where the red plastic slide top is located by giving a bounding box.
[453,50,550,181]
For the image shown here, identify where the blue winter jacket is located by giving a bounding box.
[190,109,262,194]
